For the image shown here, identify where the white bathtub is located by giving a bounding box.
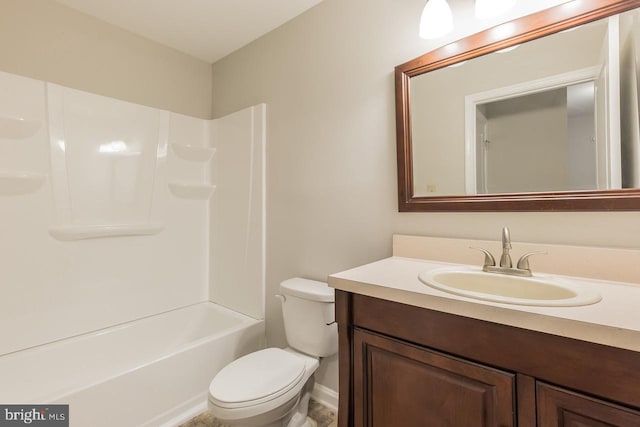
[0,302,265,427]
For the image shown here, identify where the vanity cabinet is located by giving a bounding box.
[336,291,640,427]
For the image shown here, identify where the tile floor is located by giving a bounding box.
[179,399,337,427]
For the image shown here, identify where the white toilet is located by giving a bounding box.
[208,278,338,427]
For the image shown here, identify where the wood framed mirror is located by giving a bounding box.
[396,0,640,211]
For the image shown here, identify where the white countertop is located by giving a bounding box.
[329,256,640,352]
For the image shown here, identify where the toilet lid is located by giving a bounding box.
[209,348,306,408]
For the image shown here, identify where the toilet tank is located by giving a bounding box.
[279,278,338,357]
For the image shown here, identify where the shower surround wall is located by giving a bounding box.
[210,105,266,320]
[0,69,265,358]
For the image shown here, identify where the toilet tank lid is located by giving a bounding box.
[280,278,334,302]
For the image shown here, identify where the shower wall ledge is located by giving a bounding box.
[48,223,164,241]
[170,144,216,162]
[0,172,46,195]
[168,182,216,200]
[0,115,41,139]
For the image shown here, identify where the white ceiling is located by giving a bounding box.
[54,0,323,64]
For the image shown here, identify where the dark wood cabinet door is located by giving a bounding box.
[353,328,515,427]
[537,382,640,426]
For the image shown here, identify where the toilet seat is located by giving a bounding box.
[209,348,306,410]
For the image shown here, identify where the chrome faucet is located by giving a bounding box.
[499,227,512,268]
[471,227,545,277]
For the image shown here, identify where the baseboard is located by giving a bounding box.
[312,383,338,412]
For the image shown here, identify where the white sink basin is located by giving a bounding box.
[418,267,602,307]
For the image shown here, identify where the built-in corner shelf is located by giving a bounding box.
[0,172,46,195]
[168,182,216,200]
[0,115,41,139]
[48,223,164,241]
[169,144,216,162]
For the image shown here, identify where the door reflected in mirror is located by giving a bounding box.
[471,81,597,195]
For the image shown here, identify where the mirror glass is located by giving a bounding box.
[409,8,640,197]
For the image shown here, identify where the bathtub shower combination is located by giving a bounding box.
[1,303,264,427]
[0,69,266,426]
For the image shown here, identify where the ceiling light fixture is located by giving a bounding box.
[475,0,517,20]
[419,0,453,39]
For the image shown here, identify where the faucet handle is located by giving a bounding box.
[470,246,496,267]
[516,251,547,271]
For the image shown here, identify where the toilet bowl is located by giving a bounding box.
[208,278,337,427]
[208,348,319,426]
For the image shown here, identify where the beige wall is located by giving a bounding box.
[211,0,640,392]
[0,0,212,118]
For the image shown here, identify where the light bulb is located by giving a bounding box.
[495,44,520,53]
[419,0,453,39]
[475,0,517,20]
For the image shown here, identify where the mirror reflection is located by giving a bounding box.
[410,8,640,197]
[474,81,596,194]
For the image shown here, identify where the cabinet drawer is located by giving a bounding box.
[353,328,515,427]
